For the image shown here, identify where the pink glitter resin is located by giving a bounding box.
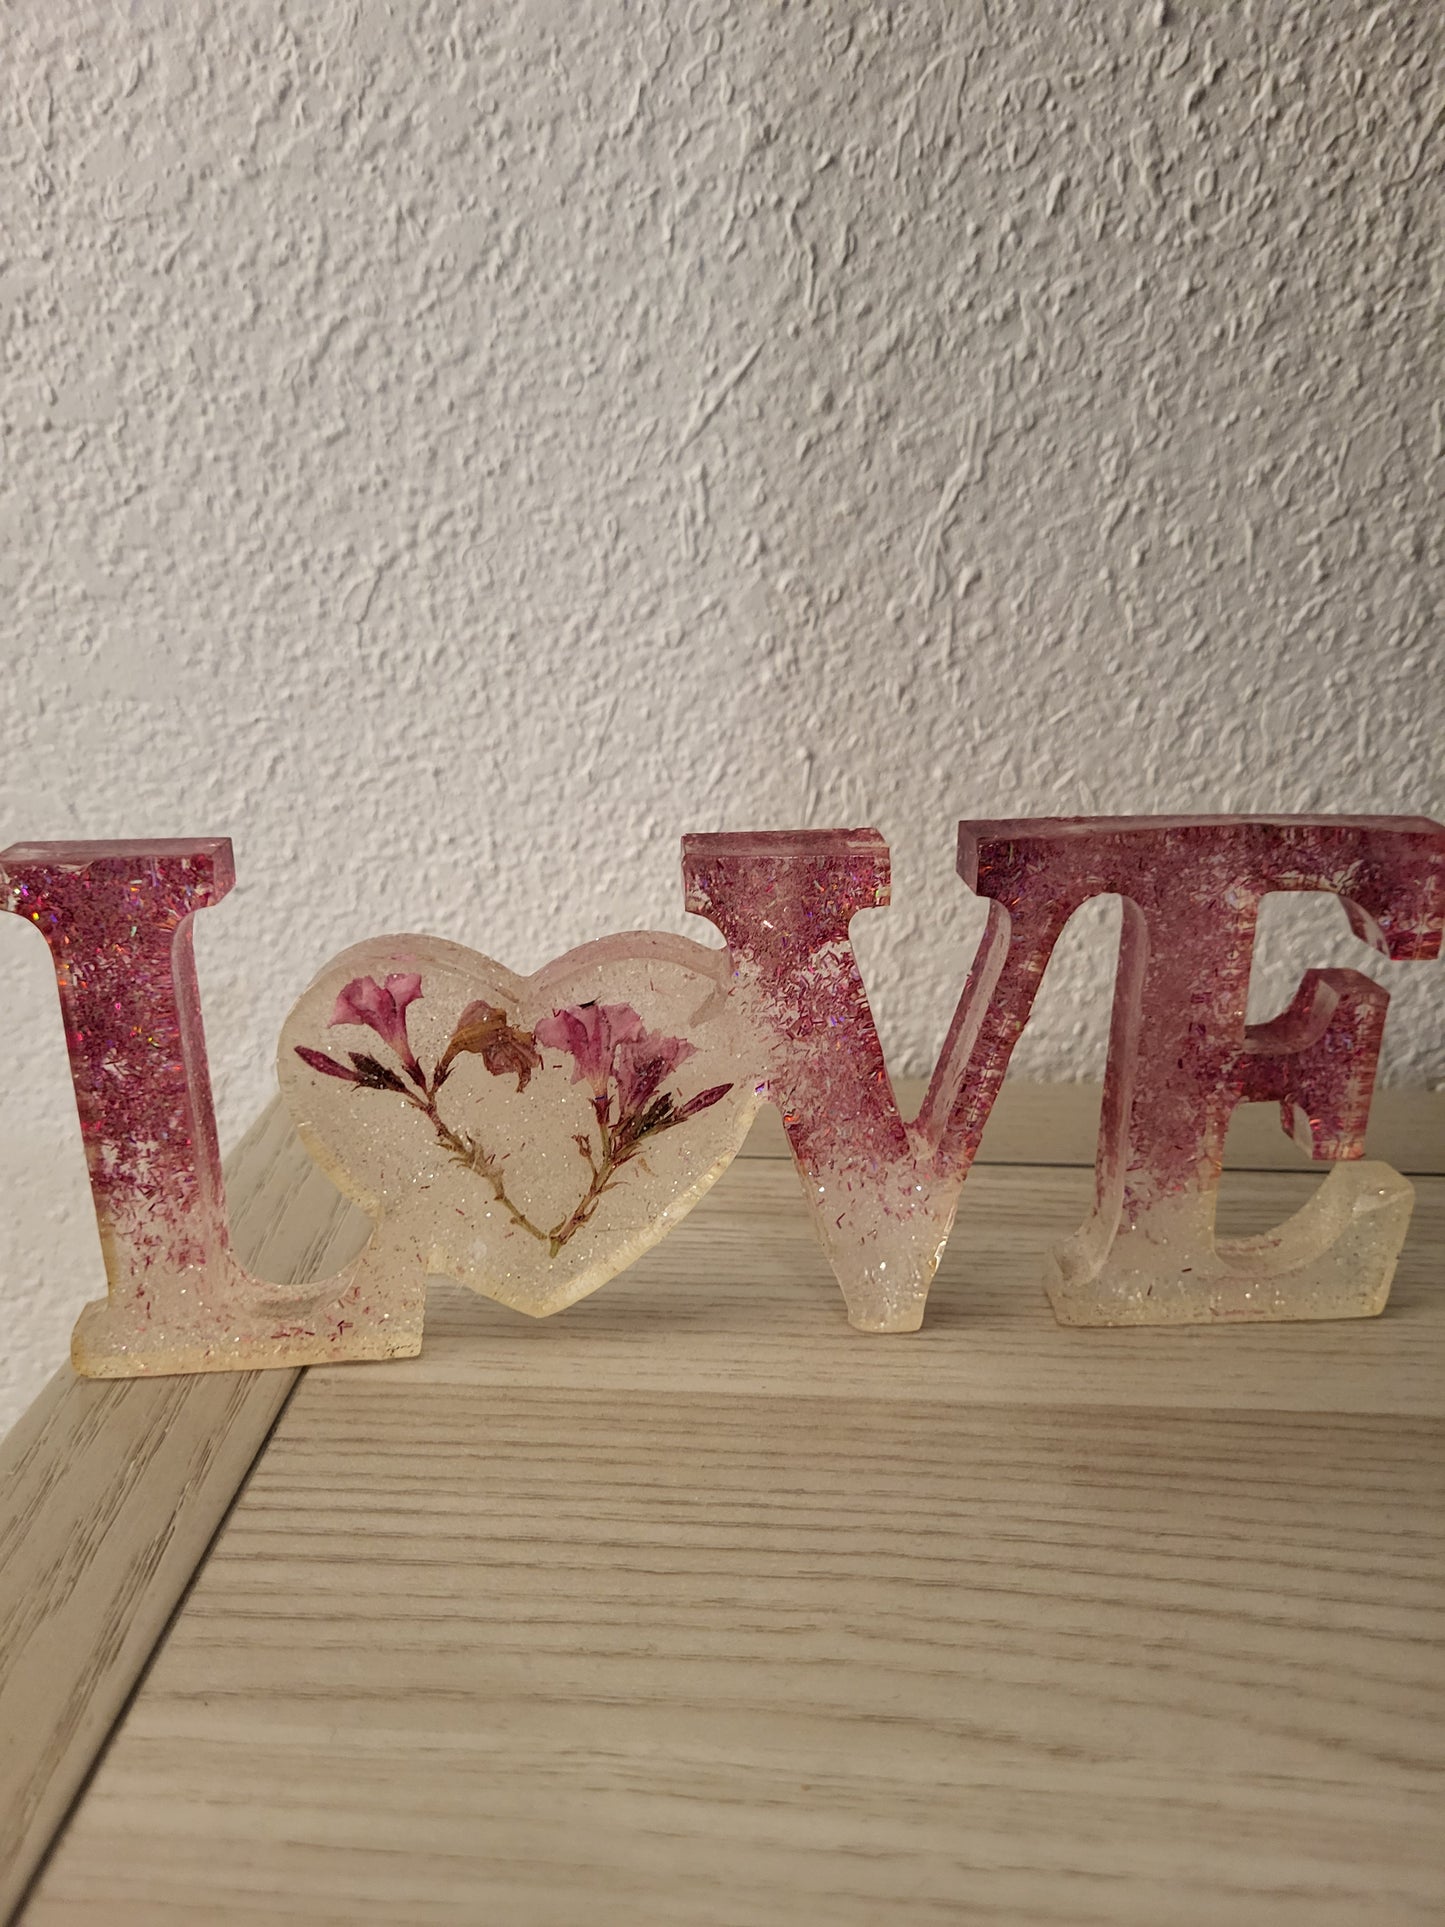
[684,816,1445,1331]
[7,818,1440,1371]
[967,815,1445,1325]
[683,829,1034,1330]
[0,841,425,1376]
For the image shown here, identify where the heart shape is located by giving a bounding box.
[278,931,759,1317]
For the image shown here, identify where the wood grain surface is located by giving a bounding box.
[747,1079,1445,1173]
[15,1096,1444,1927]
[0,1107,368,1921]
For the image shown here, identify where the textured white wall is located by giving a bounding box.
[2,0,1441,1427]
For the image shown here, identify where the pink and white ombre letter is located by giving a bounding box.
[0,841,425,1375]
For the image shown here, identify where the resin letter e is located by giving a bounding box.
[967,816,1445,1326]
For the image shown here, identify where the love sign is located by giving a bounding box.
[3,814,1442,1379]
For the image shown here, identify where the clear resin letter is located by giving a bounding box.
[682,829,1067,1330]
[962,816,1444,1326]
[0,840,428,1375]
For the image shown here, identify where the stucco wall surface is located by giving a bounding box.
[1,0,1441,1428]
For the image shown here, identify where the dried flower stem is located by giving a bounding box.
[546,1103,619,1254]
[402,1088,553,1247]
[406,1085,628,1254]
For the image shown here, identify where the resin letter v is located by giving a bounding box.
[682,818,1444,1332]
[0,841,426,1376]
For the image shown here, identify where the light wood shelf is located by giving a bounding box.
[3,1087,1442,1925]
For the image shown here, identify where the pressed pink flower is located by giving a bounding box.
[329,973,424,1080]
[612,1031,696,1120]
[534,1001,645,1095]
[437,999,543,1092]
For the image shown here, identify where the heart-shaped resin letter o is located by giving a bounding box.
[1004,815,1445,1325]
[278,932,759,1319]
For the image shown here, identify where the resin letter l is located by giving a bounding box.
[1,840,426,1376]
